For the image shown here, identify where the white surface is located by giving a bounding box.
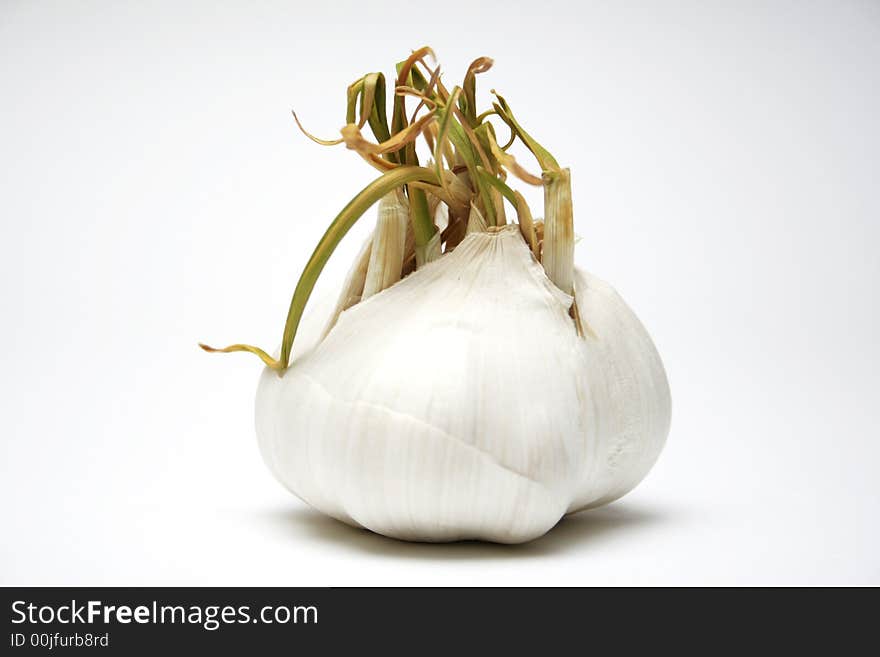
[1,0,878,585]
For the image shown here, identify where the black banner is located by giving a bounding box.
[1,587,874,653]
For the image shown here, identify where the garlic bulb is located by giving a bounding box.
[255,226,669,543]
[202,49,671,544]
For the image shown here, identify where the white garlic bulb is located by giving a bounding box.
[203,51,672,544]
[255,226,670,543]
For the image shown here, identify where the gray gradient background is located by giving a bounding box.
[1,0,877,585]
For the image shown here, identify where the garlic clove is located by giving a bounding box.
[568,270,671,511]
[362,192,408,300]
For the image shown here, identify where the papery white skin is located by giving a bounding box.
[256,226,670,543]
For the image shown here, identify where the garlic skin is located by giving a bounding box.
[255,226,670,543]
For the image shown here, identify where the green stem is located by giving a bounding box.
[476,166,516,205]
[279,166,438,370]
[409,187,434,249]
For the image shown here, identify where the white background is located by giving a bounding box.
[1,0,878,585]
